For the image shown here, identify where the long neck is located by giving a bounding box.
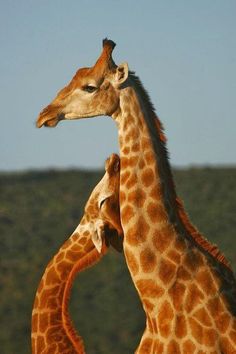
[114,80,180,293]
[114,75,231,274]
[31,222,106,354]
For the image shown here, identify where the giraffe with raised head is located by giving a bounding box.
[31,153,123,354]
[37,40,236,353]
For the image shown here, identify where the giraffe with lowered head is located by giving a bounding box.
[31,154,123,354]
[37,39,236,353]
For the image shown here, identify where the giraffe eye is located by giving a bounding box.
[83,85,97,93]
[99,199,106,209]
[99,197,109,209]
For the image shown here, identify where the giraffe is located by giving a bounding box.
[36,39,236,353]
[31,153,123,354]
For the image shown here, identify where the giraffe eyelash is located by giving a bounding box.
[82,85,97,93]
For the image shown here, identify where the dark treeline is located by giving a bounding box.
[0,167,235,353]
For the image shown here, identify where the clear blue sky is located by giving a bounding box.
[0,0,235,170]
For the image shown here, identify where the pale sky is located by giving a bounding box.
[0,0,235,170]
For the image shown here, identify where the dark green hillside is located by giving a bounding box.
[0,167,235,354]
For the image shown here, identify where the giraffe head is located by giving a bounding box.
[37,39,128,128]
[80,153,123,253]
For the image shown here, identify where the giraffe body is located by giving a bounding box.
[31,154,122,354]
[36,40,236,353]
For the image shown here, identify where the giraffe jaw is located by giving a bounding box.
[36,112,103,128]
[64,112,99,120]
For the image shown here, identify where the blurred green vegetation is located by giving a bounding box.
[0,167,235,353]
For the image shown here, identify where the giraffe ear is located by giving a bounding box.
[113,62,129,86]
[92,220,104,253]
[105,153,120,175]
[91,231,102,253]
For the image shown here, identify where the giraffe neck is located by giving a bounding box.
[32,223,106,354]
[114,79,182,302]
[113,74,231,270]
[112,75,236,353]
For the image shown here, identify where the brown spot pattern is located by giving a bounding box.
[193,307,213,327]
[183,339,196,354]
[158,300,174,337]
[220,337,236,353]
[204,328,218,347]
[144,151,155,165]
[177,266,192,281]
[136,279,164,298]
[189,317,204,344]
[128,156,138,167]
[230,330,236,343]
[126,174,137,189]
[55,252,65,263]
[158,258,176,284]
[131,142,140,152]
[122,146,130,155]
[167,249,181,264]
[142,298,155,312]
[184,250,204,272]
[195,269,217,296]
[138,158,145,169]
[121,156,129,169]
[147,201,167,224]
[50,311,61,326]
[125,128,140,143]
[66,250,80,262]
[174,236,186,252]
[168,281,186,311]
[152,224,174,253]
[39,313,49,333]
[57,261,71,280]
[82,230,90,237]
[46,325,63,343]
[78,236,87,245]
[149,185,162,200]
[167,340,181,354]
[36,336,45,352]
[154,340,164,352]
[141,137,150,151]
[126,216,149,245]
[120,170,131,184]
[128,188,146,208]
[189,317,217,347]
[141,168,155,187]
[121,204,135,224]
[215,313,231,333]
[175,314,187,338]
[185,283,204,312]
[138,338,153,353]
[140,248,156,273]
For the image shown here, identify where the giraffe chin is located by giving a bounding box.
[43,118,59,127]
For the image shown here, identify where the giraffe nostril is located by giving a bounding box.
[57,113,65,121]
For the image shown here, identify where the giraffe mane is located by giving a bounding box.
[128,71,232,272]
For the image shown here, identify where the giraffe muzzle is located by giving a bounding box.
[36,111,65,128]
